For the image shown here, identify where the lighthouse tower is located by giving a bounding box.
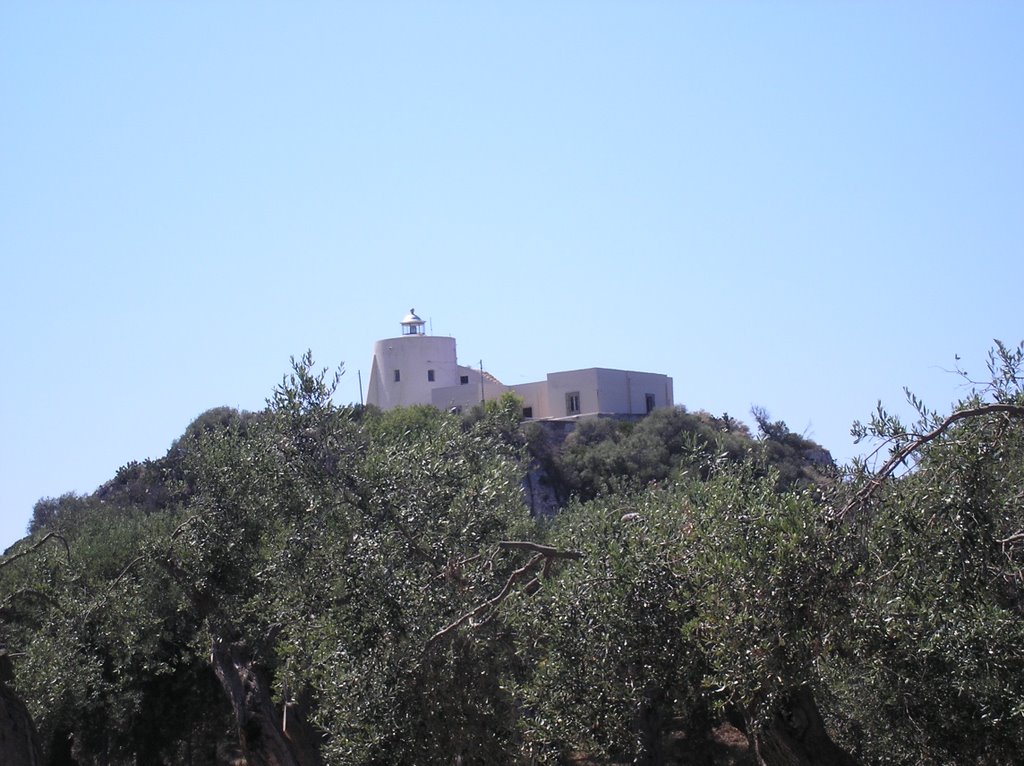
[365,309,460,410]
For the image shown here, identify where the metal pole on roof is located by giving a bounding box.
[358,370,364,406]
[480,360,485,405]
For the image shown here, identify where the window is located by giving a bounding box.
[427,369,435,382]
[460,375,469,385]
[522,406,533,419]
[645,393,656,414]
[566,391,581,416]
[393,370,401,382]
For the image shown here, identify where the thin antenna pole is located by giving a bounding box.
[358,370,364,406]
[479,359,485,405]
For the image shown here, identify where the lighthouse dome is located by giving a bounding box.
[400,308,426,336]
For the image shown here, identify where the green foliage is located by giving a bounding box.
[27,492,91,536]
[684,466,852,726]
[751,405,835,492]
[515,489,707,764]
[156,353,536,763]
[547,407,753,502]
[7,342,1024,766]
[281,390,532,763]
[2,503,229,764]
[826,341,1024,763]
[538,405,827,505]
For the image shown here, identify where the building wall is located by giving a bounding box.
[430,365,506,411]
[509,381,550,419]
[513,368,675,419]
[544,369,601,418]
[593,368,675,415]
[365,335,459,409]
[364,324,674,419]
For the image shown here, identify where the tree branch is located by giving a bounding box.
[496,540,583,560]
[837,403,1024,521]
[0,532,71,571]
[0,587,62,614]
[426,541,584,646]
[427,553,545,646]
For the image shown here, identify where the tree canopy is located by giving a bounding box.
[3,343,1023,766]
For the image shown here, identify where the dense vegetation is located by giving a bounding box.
[2,343,1023,766]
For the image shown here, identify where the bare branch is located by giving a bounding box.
[496,540,583,560]
[171,514,205,540]
[0,587,62,614]
[110,555,150,588]
[426,540,584,646]
[837,403,1024,521]
[0,532,71,571]
[427,554,545,646]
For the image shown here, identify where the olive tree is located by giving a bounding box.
[825,341,1024,763]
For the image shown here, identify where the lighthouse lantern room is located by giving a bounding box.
[365,308,459,410]
[401,309,426,336]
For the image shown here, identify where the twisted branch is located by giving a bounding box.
[427,541,583,646]
[837,403,1024,521]
[0,532,70,571]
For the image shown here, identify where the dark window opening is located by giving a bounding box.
[393,370,401,382]
[427,369,435,382]
[566,392,581,415]
[645,393,656,414]
[523,406,533,419]
[460,375,470,385]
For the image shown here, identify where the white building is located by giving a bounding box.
[365,309,674,419]
[364,310,499,411]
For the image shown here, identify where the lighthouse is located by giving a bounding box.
[365,309,461,410]
[364,308,674,418]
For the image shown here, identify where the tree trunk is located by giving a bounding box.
[158,558,322,766]
[632,681,669,766]
[751,688,858,766]
[210,640,321,766]
[0,679,41,766]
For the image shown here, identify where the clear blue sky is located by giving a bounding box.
[2,3,1022,551]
